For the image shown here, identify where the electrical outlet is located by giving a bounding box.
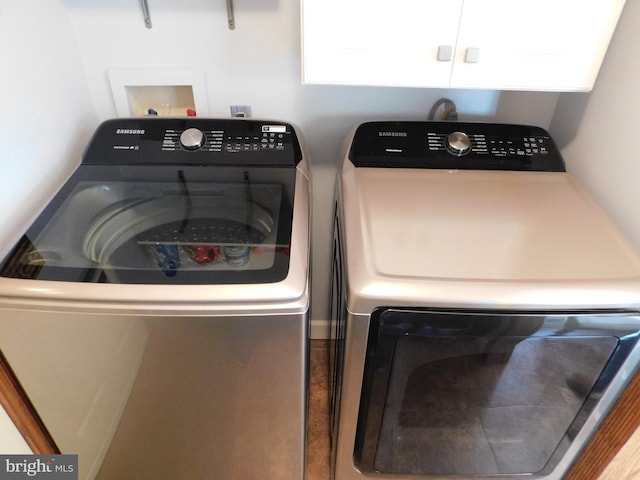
[230,105,252,118]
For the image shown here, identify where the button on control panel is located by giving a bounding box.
[225,131,286,152]
[179,128,206,150]
[444,132,472,156]
[163,129,224,152]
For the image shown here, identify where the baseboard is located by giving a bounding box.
[310,319,330,339]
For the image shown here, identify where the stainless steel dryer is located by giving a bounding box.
[330,121,640,480]
[0,118,310,479]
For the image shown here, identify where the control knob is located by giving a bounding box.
[445,131,472,156]
[180,128,206,150]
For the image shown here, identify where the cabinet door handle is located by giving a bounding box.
[437,45,453,62]
[465,47,480,63]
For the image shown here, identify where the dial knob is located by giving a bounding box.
[180,128,205,150]
[445,131,472,156]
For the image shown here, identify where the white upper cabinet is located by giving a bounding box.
[302,0,626,91]
[302,0,464,88]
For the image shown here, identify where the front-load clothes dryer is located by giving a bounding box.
[330,121,640,480]
[0,118,310,480]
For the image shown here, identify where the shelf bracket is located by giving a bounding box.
[227,0,236,29]
[139,0,234,30]
[139,0,235,30]
[140,0,152,29]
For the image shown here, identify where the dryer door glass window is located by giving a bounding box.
[0,165,296,284]
[355,309,640,476]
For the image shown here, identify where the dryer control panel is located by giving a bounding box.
[83,118,303,167]
[350,121,565,172]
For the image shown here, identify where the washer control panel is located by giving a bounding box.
[83,118,302,167]
[350,121,564,172]
[165,125,289,153]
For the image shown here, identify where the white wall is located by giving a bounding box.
[549,0,640,250]
[0,1,97,256]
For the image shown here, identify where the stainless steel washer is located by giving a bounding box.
[0,118,310,479]
[330,121,640,480]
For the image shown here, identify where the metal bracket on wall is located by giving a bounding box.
[227,0,236,29]
[139,0,234,30]
[140,0,152,28]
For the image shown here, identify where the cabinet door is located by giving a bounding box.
[302,0,463,87]
[450,0,626,91]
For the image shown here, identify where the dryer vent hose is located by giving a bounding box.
[428,98,458,121]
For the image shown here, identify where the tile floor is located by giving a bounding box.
[306,340,331,480]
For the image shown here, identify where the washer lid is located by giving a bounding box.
[346,168,640,283]
[0,163,297,285]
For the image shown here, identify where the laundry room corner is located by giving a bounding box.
[46,0,565,339]
[6,0,639,478]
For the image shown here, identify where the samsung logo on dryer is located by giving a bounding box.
[116,128,145,135]
[378,131,407,137]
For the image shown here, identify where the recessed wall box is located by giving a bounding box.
[108,69,208,117]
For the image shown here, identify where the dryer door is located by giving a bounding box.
[355,308,640,477]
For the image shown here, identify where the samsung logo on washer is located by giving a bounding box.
[378,131,407,137]
[116,129,145,135]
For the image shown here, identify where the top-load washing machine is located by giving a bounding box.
[330,121,640,480]
[0,118,310,479]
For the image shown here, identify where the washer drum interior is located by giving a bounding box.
[83,196,276,270]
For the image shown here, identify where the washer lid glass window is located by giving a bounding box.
[0,165,295,284]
